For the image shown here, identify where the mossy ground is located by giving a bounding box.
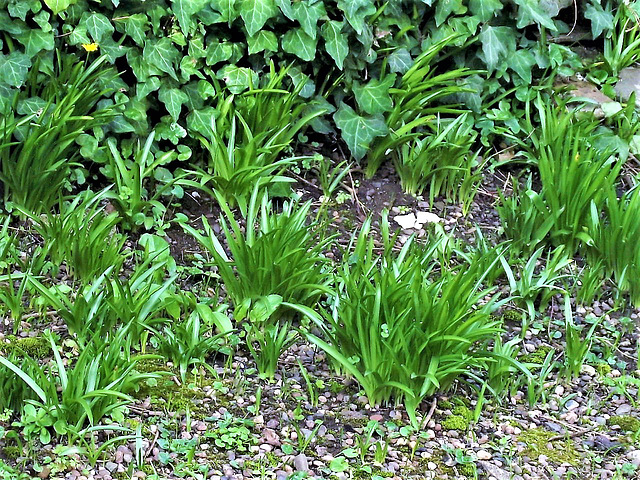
[518,428,580,466]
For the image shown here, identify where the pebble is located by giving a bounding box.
[477,449,492,460]
[294,454,309,472]
[626,449,640,466]
[615,404,632,415]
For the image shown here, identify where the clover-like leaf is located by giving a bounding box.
[334,103,388,161]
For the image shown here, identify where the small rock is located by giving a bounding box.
[370,414,383,422]
[394,213,416,230]
[565,400,579,411]
[627,449,640,466]
[476,449,492,460]
[294,454,309,472]
[616,404,632,415]
[415,211,441,225]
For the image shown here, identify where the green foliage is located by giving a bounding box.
[0,53,115,214]
[392,114,481,211]
[149,303,234,382]
[603,1,640,77]
[181,189,333,321]
[246,318,297,381]
[19,188,127,281]
[306,215,505,427]
[561,297,600,381]
[0,0,606,161]
[102,131,187,232]
[587,186,640,306]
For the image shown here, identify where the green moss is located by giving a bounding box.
[520,345,553,366]
[518,428,579,465]
[2,446,21,459]
[596,363,612,376]
[502,309,523,323]
[609,415,640,432]
[442,404,473,431]
[1,336,50,359]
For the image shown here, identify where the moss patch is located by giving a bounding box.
[521,345,553,366]
[609,415,640,432]
[518,428,579,465]
[1,336,50,359]
[441,402,473,432]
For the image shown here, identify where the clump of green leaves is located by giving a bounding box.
[306,215,505,427]
[20,188,127,281]
[182,189,333,322]
[0,53,115,214]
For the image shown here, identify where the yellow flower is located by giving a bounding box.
[82,43,99,52]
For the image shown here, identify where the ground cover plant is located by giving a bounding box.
[2,1,640,480]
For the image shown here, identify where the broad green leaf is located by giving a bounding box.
[469,0,503,22]
[514,0,557,30]
[187,107,217,137]
[275,0,294,20]
[288,66,315,98]
[0,51,30,87]
[282,28,317,61]
[0,11,27,35]
[143,38,180,81]
[206,42,233,65]
[82,12,114,42]
[337,0,376,35]
[8,0,35,20]
[216,64,258,93]
[508,48,536,83]
[479,25,515,71]
[321,20,348,70]
[44,0,74,15]
[121,13,149,46]
[158,86,188,121]
[33,10,51,32]
[17,29,54,58]
[172,0,207,36]
[585,0,614,39]
[239,0,277,36]
[353,75,396,115]
[435,0,466,27]
[0,84,16,112]
[210,0,238,23]
[247,30,278,54]
[334,103,388,161]
[387,48,412,74]
[292,0,326,39]
[69,25,91,45]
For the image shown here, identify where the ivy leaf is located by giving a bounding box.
[292,0,326,39]
[479,25,515,71]
[337,0,376,35]
[239,0,277,36]
[187,107,218,137]
[0,52,30,87]
[217,64,258,93]
[508,48,536,83]
[388,48,413,74]
[209,0,238,24]
[282,28,317,62]
[120,13,149,46]
[136,77,161,100]
[206,42,233,65]
[17,29,54,58]
[8,0,34,20]
[43,0,74,15]
[172,0,207,36]
[143,38,180,81]
[513,0,557,30]
[353,75,396,115]
[334,103,388,161]
[321,20,348,70]
[82,12,114,42]
[585,0,614,39]
[159,86,188,121]
[33,11,52,32]
[0,11,27,35]
[435,0,466,27]
[275,0,294,19]
[469,0,503,22]
[247,30,278,54]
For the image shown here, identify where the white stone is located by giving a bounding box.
[476,449,492,460]
[415,211,441,225]
[394,213,416,229]
[626,449,640,466]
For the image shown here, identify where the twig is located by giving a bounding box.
[421,397,438,428]
[549,424,600,442]
[143,427,160,461]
